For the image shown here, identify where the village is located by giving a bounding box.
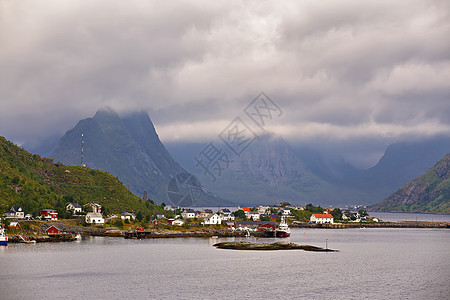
[1,200,382,244]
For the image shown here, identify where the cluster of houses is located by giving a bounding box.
[4,200,373,230]
[159,205,296,229]
[3,203,106,225]
[4,205,59,221]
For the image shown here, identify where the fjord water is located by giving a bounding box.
[1,228,449,300]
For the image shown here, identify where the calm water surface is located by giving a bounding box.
[0,228,449,300]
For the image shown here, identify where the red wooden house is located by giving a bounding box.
[40,209,58,221]
[46,225,60,235]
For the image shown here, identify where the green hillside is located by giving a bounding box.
[0,136,161,217]
[371,153,450,214]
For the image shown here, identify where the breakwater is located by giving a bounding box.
[291,221,450,229]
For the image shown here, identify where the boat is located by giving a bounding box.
[0,218,8,246]
[18,235,36,244]
[75,233,82,240]
[276,216,291,238]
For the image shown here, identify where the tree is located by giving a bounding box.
[136,211,143,222]
[1,218,10,228]
[330,208,343,222]
[233,209,246,220]
[114,218,123,228]
[358,209,369,218]
[260,215,270,221]
[305,203,324,214]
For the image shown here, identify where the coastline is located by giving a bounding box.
[5,220,449,243]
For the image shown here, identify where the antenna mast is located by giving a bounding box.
[81,133,86,167]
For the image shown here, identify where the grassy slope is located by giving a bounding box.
[0,136,160,216]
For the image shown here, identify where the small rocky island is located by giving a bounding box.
[213,241,338,252]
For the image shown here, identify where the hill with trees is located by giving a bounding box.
[0,136,161,217]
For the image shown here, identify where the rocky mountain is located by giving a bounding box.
[51,108,229,206]
[371,153,450,214]
[0,136,159,216]
[168,135,366,206]
[167,135,450,206]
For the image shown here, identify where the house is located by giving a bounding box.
[198,209,214,219]
[46,225,61,235]
[270,214,279,221]
[155,213,166,219]
[257,206,270,215]
[202,213,222,225]
[24,213,33,220]
[310,214,334,224]
[280,208,291,216]
[121,212,136,221]
[172,219,185,226]
[85,212,104,225]
[66,203,82,214]
[9,222,20,229]
[248,211,260,221]
[106,214,119,220]
[83,203,102,213]
[181,209,196,219]
[5,206,25,219]
[241,207,252,219]
[164,205,177,211]
[40,209,58,221]
[219,209,235,221]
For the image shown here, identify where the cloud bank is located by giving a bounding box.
[1,0,449,164]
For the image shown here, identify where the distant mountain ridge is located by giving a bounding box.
[172,135,367,206]
[167,135,450,206]
[51,108,229,206]
[371,153,450,214]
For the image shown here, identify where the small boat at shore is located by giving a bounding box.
[18,235,36,244]
[276,216,291,238]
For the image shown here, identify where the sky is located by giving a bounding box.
[1,0,449,168]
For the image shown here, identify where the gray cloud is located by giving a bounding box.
[0,0,449,166]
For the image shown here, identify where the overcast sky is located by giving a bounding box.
[1,0,449,167]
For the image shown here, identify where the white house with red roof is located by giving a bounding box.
[310,213,334,224]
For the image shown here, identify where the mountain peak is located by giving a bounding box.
[51,109,229,206]
[93,106,119,118]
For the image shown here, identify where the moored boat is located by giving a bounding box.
[276,216,290,238]
[0,218,8,246]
